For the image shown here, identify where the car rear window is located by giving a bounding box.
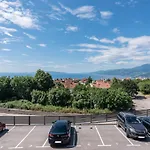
[52,123,67,133]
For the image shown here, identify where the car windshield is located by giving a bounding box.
[51,123,67,133]
[126,116,140,124]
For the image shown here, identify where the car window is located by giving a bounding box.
[52,124,67,133]
[126,116,140,124]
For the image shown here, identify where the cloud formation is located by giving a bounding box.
[23,32,36,40]
[100,11,113,19]
[0,0,39,29]
[0,26,17,37]
[59,3,96,20]
[66,25,78,32]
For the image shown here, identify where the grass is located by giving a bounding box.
[0,100,111,114]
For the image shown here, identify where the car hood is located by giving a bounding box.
[129,123,145,131]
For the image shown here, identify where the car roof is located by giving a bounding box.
[119,112,136,117]
[54,120,68,125]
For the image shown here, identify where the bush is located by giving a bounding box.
[31,90,48,105]
[47,87,71,106]
[138,80,150,94]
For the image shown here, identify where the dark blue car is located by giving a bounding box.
[48,120,71,146]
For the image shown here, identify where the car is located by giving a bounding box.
[117,112,148,139]
[48,120,72,146]
[138,116,150,133]
[0,122,6,132]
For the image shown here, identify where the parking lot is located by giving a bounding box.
[0,125,150,150]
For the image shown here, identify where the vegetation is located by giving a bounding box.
[0,69,149,114]
[138,79,150,95]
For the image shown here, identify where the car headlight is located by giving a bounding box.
[130,128,136,133]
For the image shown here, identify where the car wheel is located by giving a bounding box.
[117,121,120,127]
[126,129,130,138]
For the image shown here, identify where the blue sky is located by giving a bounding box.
[0,0,150,73]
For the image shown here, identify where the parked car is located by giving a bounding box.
[48,120,72,146]
[0,122,6,132]
[138,116,150,133]
[117,112,148,139]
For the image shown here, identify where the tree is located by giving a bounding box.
[34,69,54,91]
[31,90,48,105]
[47,87,71,106]
[86,76,93,85]
[121,79,139,97]
[111,78,138,97]
[107,88,133,111]
[10,76,35,100]
[72,87,93,109]
[0,76,12,101]
[138,80,150,94]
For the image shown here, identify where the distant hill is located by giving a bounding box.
[0,64,149,79]
[93,64,150,78]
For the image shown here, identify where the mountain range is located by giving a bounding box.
[0,64,149,80]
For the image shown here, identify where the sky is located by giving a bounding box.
[0,0,150,73]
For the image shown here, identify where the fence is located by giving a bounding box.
[0,109,150,125]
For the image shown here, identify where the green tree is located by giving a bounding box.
[0,76,12,101]
[31,90,48,105]
[34,69,54,91]
[138,80,150,94]
[121,79,139,97]
[86,76,93,85]
[107,88,133,111]
[10,76,35,100]
[72,88,93,109]
[111,78,138,97]
[47,87,71,106]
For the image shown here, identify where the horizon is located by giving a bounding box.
[0,63,149,74]
[0,0,150,73]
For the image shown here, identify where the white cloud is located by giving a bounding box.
[100,11,113,19]
[68,49,102,53]
[66,25,78,32]
[0,37,21,44]
[59,3,96,20]
[48,4,65,20]
[116,61,128,65]
[86,36,150,64]
[0,26,17,37]
[0,0,39,29]
[38,44,47,47]
[73,36,150,66]
[1,48,11,51]
[23,32,36,40]
[112,28,120,34]
[75,43,110,49]
[86,36,114,44]
[26,45,32,49]
[115,0,137,7]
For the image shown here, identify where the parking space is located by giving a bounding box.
[0,125,150,150]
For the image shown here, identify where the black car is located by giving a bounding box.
[117,112,148,139]
[48,120,71,146]
[138,116,150,133]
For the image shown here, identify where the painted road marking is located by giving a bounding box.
[9,126,36,149]
[114,125,140,147]
[95,126,111,147]
[8,126,16,132]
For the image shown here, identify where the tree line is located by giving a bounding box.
[0,69,150,112]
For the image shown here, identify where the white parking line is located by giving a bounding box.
[9,126,36,149]
[114,125,140,146]
[95,126,111,147]
[8,126,15,132]
[36,138,48,148]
